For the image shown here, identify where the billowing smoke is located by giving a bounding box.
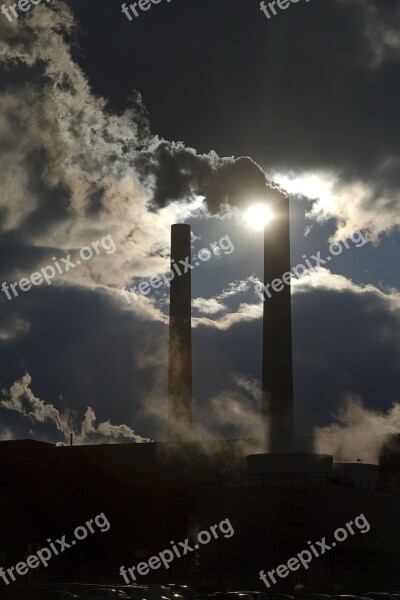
[135,140,285,213]
[0,0,286,305]
[2,373,63,431]
[80,407,149,444]
[0,0,278,230]
[314,393,400,464]
[1,374,150,444]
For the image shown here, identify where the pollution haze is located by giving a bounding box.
[0,0,399,464]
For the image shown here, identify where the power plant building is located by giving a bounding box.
[1,217,400,594]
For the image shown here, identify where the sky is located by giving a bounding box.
[0,0,399,461]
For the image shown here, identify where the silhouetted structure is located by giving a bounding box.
[262,194,294,451]
[1,222,400,594]
[167,224,192,443]
[379,434,400,491]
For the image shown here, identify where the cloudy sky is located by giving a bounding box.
[0,0,399,460]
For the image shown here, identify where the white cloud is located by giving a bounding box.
[274,169,400,243]
[294,267,400,310]
[192,297,226,315]
[193,302,262,330]
[0,3,206,309]
[192,276,263,323]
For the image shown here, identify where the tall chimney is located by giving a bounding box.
[167,224,192,443]
[262,195,294,451]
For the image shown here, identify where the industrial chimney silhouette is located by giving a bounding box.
[262,194,295,452]
[166,212,294,450]
[167,224,192,443]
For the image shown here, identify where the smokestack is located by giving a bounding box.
[167,224,192,443]
[262,195,294,451]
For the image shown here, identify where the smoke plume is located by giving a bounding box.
[1,373,150,444]
[2,373,63,431]
[0,0,286,308]
[135,140,285,213]
[314,393,400,464]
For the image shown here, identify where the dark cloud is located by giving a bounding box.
[0,285,163,441]
[135,140,284,213]
[0,0,398,448]
[292,274,400,432]
[191,271,400,456]
[64,0,400,238]
[69,0,400,177]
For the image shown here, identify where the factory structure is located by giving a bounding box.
[1,200,400,593]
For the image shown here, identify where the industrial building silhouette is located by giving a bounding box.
[1,203,400,593]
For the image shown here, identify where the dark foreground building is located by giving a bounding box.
[1,438,400,594]
[1,221,400,595]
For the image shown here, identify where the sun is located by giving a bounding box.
[244,204,274,230]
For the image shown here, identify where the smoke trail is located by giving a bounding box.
[1,373,150,444]
[1,373,63,430]
[79,406,150,444]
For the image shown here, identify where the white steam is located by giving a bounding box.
[314,393,400,464]
[1,373,150,444]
